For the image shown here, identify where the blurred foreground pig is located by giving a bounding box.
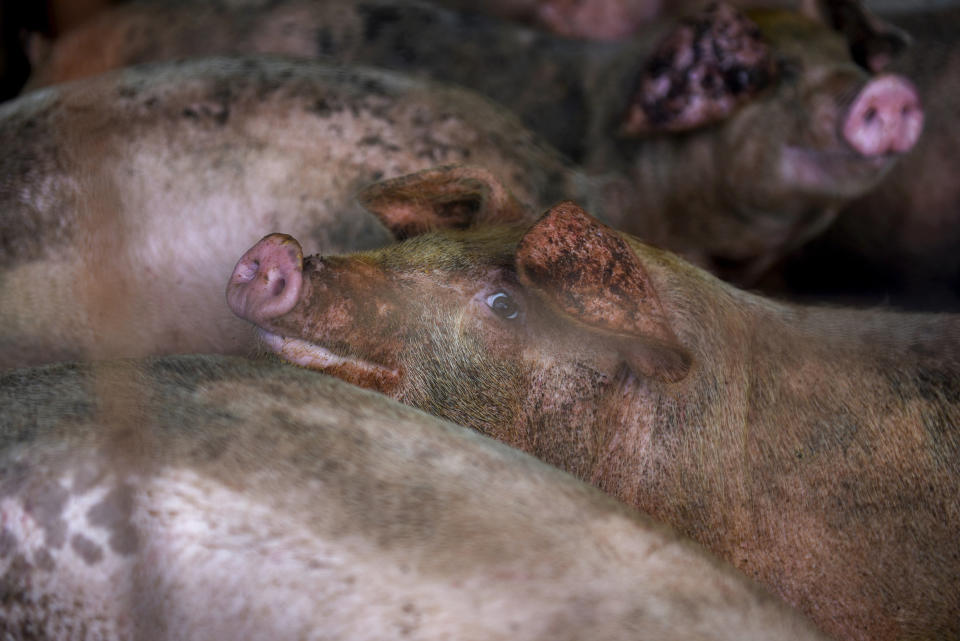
[0,56,574,370]
[774,6,960,309]
[228,203,960,641]
[0,355,829,641]
[26,1,924,283]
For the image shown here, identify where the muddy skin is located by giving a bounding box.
[228,203,960,641]
[26,1,923,284]
[0,354,828,641]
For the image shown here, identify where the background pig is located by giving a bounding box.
[0,354,829,641]
[0,0,117,101]
[434,0,913,52]
[227,203,960,641]
[772,5,960,310]
[0,57,576,370]
[24,1,924,284]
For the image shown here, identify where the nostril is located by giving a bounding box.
[235,259,260,283]
[864,106,877,123]
[270,275,286,297]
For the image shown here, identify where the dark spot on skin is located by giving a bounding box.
[34,548,55,572]
[23,481,69,549]
[0,528,16,557]
[181,101,230,126]
[309,98,333,117]
[71,464,103,494]
[9,553,31,576]
[87,485,139,555]
[0,462,29,498]
[192,433,230,462]
[360,77,389,97]
[71,533,104,566]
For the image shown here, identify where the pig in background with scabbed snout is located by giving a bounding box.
[0,355,831,641]
[26,0,924,285]
[775,4,960,310]
[228,197,960,641]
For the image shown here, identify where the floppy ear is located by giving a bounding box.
[516,202,691,383]
[805,0,910,72]
[621,3,777,137]
[357,165,532,239]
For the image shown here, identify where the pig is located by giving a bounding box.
[227,200,960,641]
[24,0,924,284]
[0,0,117,101]
[434,0,913,59]
[0,354,830,641]
[0,56,575,371]
[770,5,960,311]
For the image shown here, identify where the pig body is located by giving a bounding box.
[228,204,960,641]
[776,6,960,310]
[27,0,923,284]
[0,354,829,641]
[0,57,573,370]
[433,0,910,44]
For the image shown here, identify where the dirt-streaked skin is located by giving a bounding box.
[0,354,829,641]
[26,0,917,283]
[0,56,574,370]
[236,203,960,641]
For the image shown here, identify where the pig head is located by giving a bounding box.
[598,4,923,283]
[229,192,960,641]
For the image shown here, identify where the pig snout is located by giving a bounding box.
[843,74,923,157]
[227,234,304,326]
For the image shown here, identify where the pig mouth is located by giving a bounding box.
[781,145,894,194]
[257,330,399,382]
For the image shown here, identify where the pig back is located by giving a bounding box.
[0,354,828,641]
[0,56,572,369]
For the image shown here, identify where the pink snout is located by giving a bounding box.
[843,74,923,157]
[227,233,304,326]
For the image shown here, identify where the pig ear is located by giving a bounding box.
[807,0,910,72]
[621,3,778,136]
[357,165,532,240]
[516,202,691,383]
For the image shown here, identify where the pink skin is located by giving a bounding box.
[843,74,923,157]
[227,233,401,384]
[226,234,304,327]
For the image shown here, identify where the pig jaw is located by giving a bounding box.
[257,330,401,394]
[257,262,410,396]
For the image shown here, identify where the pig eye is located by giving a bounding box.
[485,291,520,320]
